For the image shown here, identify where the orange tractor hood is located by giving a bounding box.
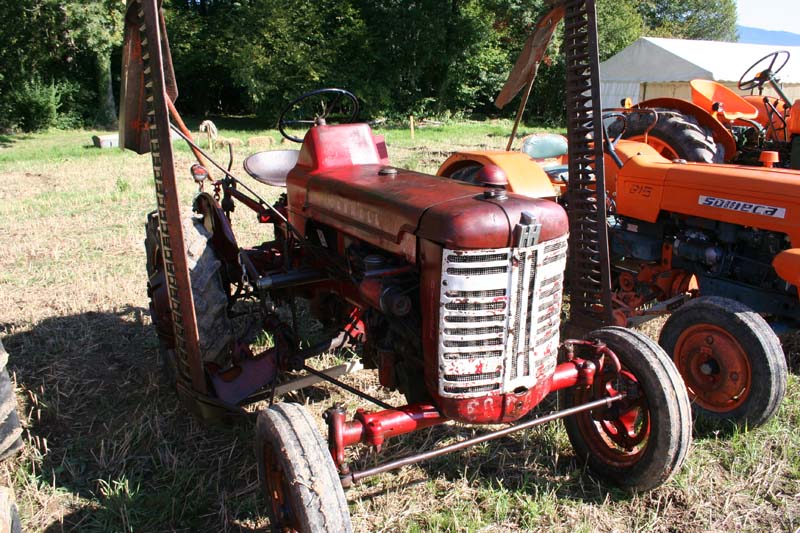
[615,153,800,245]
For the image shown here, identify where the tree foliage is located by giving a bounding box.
[597,0,643,61]
[0,0,738,131]
[0,0,124,131]
[637,0,738,42]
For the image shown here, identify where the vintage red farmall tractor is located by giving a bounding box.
[122,0,690,530]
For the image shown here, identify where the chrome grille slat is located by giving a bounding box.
[437,235,569,399]
[444,301,506,312]
[443,326,505,336]
[443,350,503,360]
[446,266,509,276]
[445,289,506,298]
[444,315,505,323]
[446,253,509,263]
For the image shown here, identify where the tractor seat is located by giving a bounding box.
[690,79,759,122]
[243,149,300,187]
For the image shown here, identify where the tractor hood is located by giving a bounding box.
[289,163,566,255]
[616,153,800,245]
[666,162,800,201]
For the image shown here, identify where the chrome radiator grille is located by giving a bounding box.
[438,235,568,398]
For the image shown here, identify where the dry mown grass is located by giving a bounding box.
[0,123,798,532]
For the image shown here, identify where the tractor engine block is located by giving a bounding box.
[282,123,570,425]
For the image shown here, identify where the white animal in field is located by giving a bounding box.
[198,120,218,150]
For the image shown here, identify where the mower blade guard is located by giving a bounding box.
[119,0,178,154]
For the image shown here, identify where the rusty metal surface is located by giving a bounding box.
[288,162,568,257]
[495,3,566,110]
[416,190,568,250]
[562,0,615,335]
[243,150,300,187]
[344,393,624,484]
[120,0,177,154]
[134,0,206,394]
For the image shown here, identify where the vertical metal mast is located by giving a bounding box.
[135,0,207,394]
[563,0,614,334]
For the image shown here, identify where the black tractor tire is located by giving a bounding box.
[255,403,353,533]
[563,327,692,491]
[0,340,22,462]
[659,296,787,428]
[0,486,20,533]
[616,108,723,163]
[0,341,23,533]
[145,211,234,381]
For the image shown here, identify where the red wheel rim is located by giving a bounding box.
[574,368,651,467]
[262,442,300,532]
[629,135,680,160]
[673,324,751,412]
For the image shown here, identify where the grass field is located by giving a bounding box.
[0,120,799,532]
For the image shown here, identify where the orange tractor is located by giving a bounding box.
[619,50,800,169]
[438,19,791,429]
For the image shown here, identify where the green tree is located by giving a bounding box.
[226,0,368,119]
[637,0,738,41]
[65,0,125,127]
[0,0,124,130]
[597,0,643,61]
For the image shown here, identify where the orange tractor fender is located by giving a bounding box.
[773,248,800,289]
[634,97,737,162]
[438,150,560,199]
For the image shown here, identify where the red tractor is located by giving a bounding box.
[124,0,690,530]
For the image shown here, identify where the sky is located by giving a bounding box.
[737,0,800,33]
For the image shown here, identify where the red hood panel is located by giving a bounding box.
[288,164,568,252]
[290,165,479,243]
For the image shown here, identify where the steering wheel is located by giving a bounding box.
[738,51,790,91]
[278,88,360,143]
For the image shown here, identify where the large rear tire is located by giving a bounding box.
[0,341,23,533]
[659,296,787,428]
[145,211,234,382]
[0,340,22,462]
[256,403,353,532]
[619,109,723,163]
[563,327,691,491]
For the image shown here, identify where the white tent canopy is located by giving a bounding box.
[600,37,800,108]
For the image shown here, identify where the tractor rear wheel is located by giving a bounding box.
[0,341,22,533]
[0,341,22,462]
[659,296,787,428]
[620,109,723,163]
[255,403,353,533]
[145,211,233,384]
[563,327,691,491]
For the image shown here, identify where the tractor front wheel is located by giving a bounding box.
[563,327,691,491]
[659,296,787,428]
[255,403,353,533]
